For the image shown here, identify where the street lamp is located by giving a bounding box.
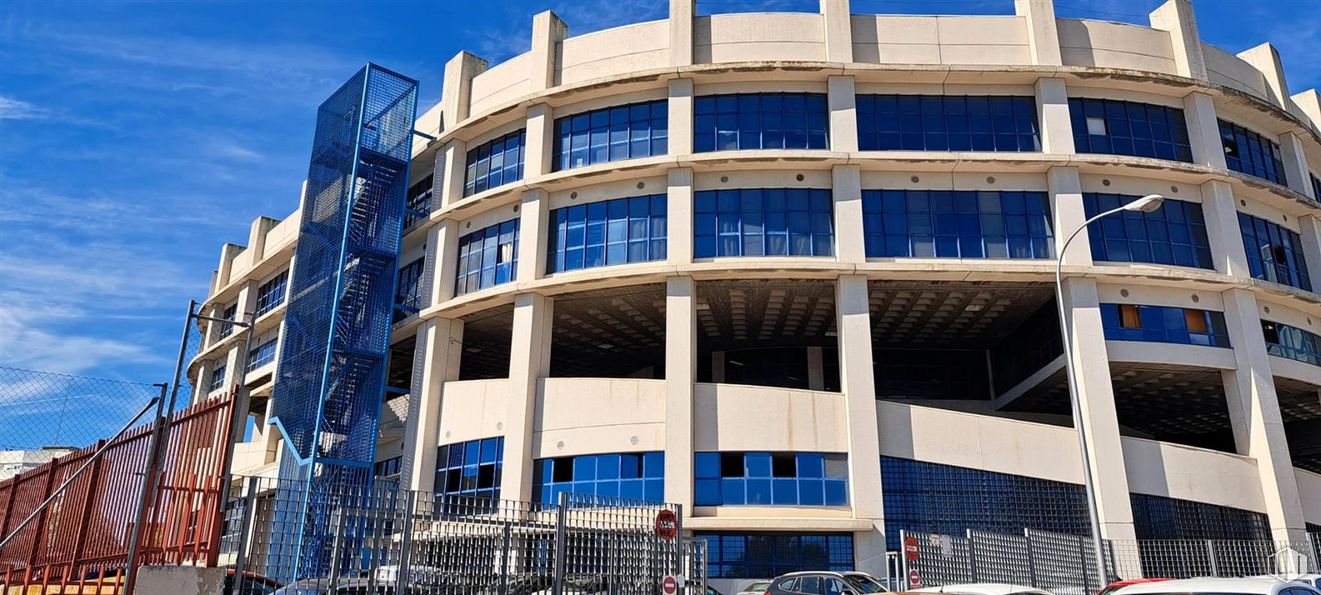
[1054,193,1163,582]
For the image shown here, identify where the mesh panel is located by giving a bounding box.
[266,64,418,582]
[968,529,1032,585]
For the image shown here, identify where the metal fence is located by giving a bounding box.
[224,476,698,594]
[0,369,235,595]
[901,529,1321,595]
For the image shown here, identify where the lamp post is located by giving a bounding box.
[1054,193,1164,583]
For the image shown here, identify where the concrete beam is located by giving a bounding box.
[529,11,568,92]
[1016,0,1062,66]
[441,51,487,128]
[1148,0,1206,80]
[665,276,697,510]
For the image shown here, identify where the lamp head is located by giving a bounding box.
[1125,194,1165,213]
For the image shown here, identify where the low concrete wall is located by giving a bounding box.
[135,566,225,595]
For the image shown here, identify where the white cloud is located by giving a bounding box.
[0,95,46,121]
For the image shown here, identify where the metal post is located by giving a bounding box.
[1055,206,1141,584]
[674,504,684,577]
[553,492,569,595]
[328,507,347,592]
[1206,539,1219,577]
[232,480,259,594]
[119,383,169,595]
[1024,529,1039,589]
[501,522,512,595]
[900,530,909,591]
[398,490,417,590]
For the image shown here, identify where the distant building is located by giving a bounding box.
[0,447,75,481]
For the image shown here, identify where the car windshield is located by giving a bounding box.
[845,576,887,593]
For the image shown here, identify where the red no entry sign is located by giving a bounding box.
[655,509,678,541]
[662,575,679,595]
[908,569,922,588]
[904,535,920,561]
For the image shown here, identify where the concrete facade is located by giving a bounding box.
[195,0,1321,589]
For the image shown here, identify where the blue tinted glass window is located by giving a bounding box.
[547,194,667,273]
[857,95,1039,152]
[1239,212,1311,291]
[1084,193,1213,269]
[1262,320,1321,367]
[1311,173,1321,202]
[219,303,237,339]
[208,362,227,392]
[554,101,667,170]
[693,189,833,257]
[532,452,665,504]
[1069,98,1192,162]
[694,93,828,152]
[254,271,288,316]
[455,219,519,296]
[1131,493,1269,541]
[861,190,1053,259]
[394,258,425,320]
[1100,303,1230,348]
[1220,120,1287,186]
[373,456,402,480]
[405,175,434,229]
[245,330,280,371]
[464,130,526,197]
[696,533,854,578]
[435,437,504,501]
[693,452,847,506]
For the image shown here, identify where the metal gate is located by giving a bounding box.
[226,477,686,594]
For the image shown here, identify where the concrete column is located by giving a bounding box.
[1048,167,1091,266]
[1278,132,1312,197]
[1015,0,1062,66]
[1059,277,1138,541]
[438,139,468,207]
[670,0,695,66]
[828,75,858,153]
[665,276,697,510]
[806,347,826,391]
[1220,288,1309,542]
[517,188,550,283]
[500,293,554,503]
[1238,42,1290,110]
[441,51,487,128]
[246,217,278,263]
[668,168,695,264]
[1199,180,1252,278]
[1292,90,1321,131]
[1148,0,1206,80]
[820,0,853,63]
[1035,78,1075,154]
[668,78,695,157]
[525,103,554,179]
[1183,92,1227,169]
[400,318,463,492]
[1298,216,1321,285]
[834,275,886,576]
[833,164,866,263]
[529,11,568,92]
[231,282,258,379]
[215,243,244,294]
[428,220,462,305]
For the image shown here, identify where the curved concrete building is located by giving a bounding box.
[196,0,1321,589]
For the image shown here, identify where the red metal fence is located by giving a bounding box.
[0,392,235,594]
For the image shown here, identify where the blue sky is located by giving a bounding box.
[0,0,1319,443]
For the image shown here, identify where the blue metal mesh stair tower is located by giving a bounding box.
[267,64,418,582]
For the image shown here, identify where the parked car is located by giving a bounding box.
[1290,576,1321,591]
[1098,578,1170,595]
[1113,577,1321,595]
[841,572,889,593]
[913,584,1050,595]
[225,569,283,595]
[767,571,895,594]
[738,580,773,595]
[272,578,415,594]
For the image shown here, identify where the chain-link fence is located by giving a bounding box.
[0,366,162,465]
[223,476,696,594]
[901,528,1321,595]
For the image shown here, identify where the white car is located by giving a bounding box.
[1115,577,1321,595]
[737,580,773,595]
[912,583,1050,595]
